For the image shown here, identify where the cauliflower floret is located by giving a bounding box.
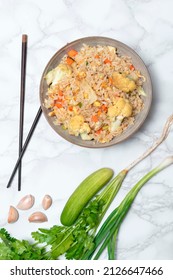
[108,98,126,119]
[79,123,90,134]
[80,132,92,141]
[45,64,72,86]
[80,123,92,140]
[68,116,91,139]
[112,72,136,93]
[108,98,132,120]
[121,102,132,117]
[68,115,84,136]
[107,106,119,120]
[110,119,122,132]
[108,98,132,132]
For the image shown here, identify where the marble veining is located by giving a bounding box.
[0,0,173,260]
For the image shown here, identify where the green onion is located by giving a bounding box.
[82,156,173,260]
[96,170,127,223]
[107,228,118,260]
[78,102,83,108]
[68,114,173,259]
[91,114,173,228]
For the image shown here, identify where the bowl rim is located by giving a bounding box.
[39,36,152,148]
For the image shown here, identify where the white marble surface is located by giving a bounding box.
[0,0,173,260]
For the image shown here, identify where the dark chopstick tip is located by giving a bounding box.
[22,34,27,43]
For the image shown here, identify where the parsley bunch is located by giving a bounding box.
[0,228,46,260]
[32,199,104,260]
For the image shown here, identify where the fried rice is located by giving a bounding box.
[44,44,145,143]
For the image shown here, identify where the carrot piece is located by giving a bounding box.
[108,77,113,84]
[58,90,63,96]
[101,104,107,112]
[54,97,65,108]
[97,110,102,116]
[56,98,62,102]
[66,56,74,65]
[91,115,99,122]
[104,58,111,64]
[67,49,78,57]
[101,82,107,88]
[55,103,63,108]
[68,106,73,111]
[95,128,102,135]
[95,54,100,59]
[129,64,135,71]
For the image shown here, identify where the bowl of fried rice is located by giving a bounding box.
[40,36,152,148]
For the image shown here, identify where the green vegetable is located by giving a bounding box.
[1,156,172,260]
[94,170,127,223]
[60,168,114,226]
[82,156,173,260]
[0,228,46,260]
[0,116,172,260]
[32,170,126,260]
[31,199,105,260]
[78,102,83,108]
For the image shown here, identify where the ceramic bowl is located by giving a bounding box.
[40,36,152,148]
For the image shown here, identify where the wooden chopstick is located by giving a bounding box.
[18,34,28,191]
[7,106,42,189]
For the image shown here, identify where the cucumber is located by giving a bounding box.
[60,168,114,226]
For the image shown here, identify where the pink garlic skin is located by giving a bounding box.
[17,194,35,210]
[42,195,52,210]
[28,212,48,223]
[8,206,19,223]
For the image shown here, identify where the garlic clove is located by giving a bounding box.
[17,194,35,210]
[28,212,48,223]
[42,194,52,210]
[8,206,19,224]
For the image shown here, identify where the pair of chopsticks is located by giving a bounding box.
[7,35,42,190]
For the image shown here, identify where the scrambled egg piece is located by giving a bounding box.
[112,72,136,93]
[45,64,72,86]
[68,115,84,136]
[68,115,91,137]
[108,98,132,120]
